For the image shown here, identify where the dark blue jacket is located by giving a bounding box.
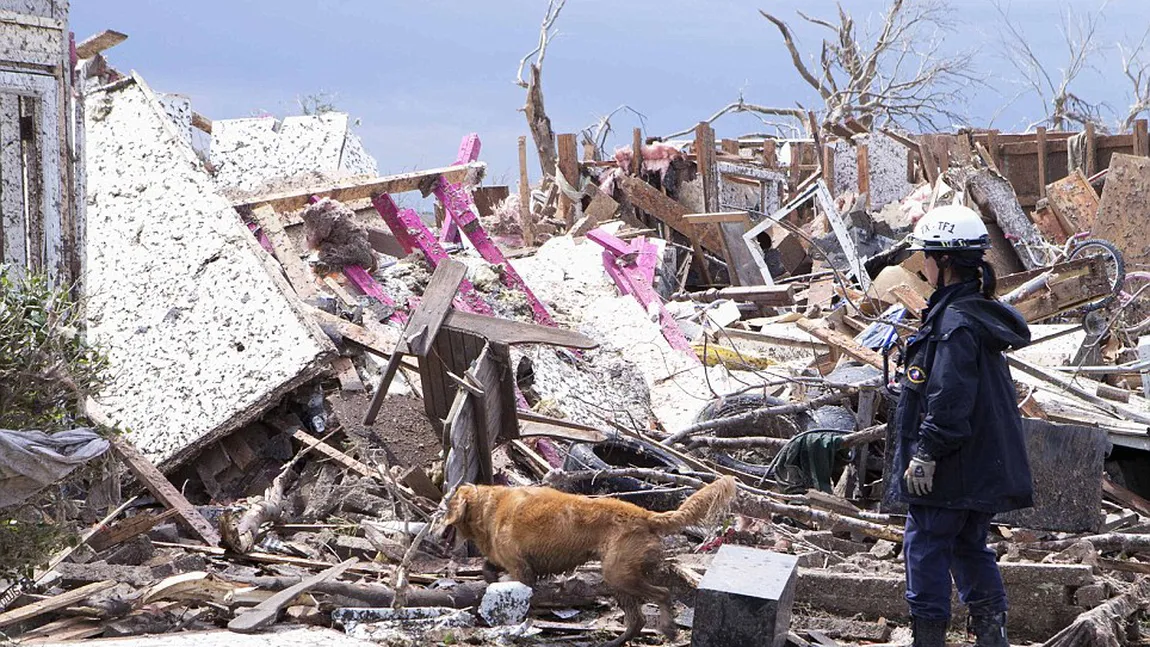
[893,280,1035,513]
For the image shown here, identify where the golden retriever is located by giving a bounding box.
[444,476,737,647]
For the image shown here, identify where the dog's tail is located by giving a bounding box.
[647,476,737,534]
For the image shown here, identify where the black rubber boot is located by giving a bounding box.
[969,611,1009,647]
[911,616,948,647]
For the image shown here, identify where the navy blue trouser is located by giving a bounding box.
[904,504,1008,621]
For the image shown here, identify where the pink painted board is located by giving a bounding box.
[633,236,659,287]
[435,175,555,327]
[585,228,634,258]
[371,193,493,315]
[246,222,275,255]
[439,133,482,245]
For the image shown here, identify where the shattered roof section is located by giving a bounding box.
[83,75,336,468]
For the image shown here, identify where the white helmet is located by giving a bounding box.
[909,205,991,251]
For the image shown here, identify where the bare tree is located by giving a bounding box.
[580,105,647,159]
[516,0,565,178]
[994,0,1110,131]
[1120,27,1150,131]
[665,1,978,138]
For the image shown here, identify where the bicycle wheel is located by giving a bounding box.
[1067,238,1125,313]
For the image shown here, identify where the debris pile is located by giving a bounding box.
[4,5,1150,647]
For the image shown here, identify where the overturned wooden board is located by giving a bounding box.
[75,29,127,59]
[442,310,597,348]
[1096,154,1150,268]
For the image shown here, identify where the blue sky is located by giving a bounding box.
[72,1,1150,185]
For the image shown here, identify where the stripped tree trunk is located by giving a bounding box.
[1042,578,1150,647]
[525,64,557,179]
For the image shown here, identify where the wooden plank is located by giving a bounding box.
[763,140,777,169]
[405,258,467,356]
[1136,119,1150,158]
[518,418,608,443]
[234,162,485,213]
[632,128,644,175]
[307,306,400,357]
[1036,126,1048,198]
[1085,123,1097,175]
[290,428,376,479]
[518,135,534,247]
[1102,476,1150,518]
[251,205,316,300]
[557,133,579,227]
[331,357,365,392]
[191,112,212,134]
[616,174,723,255]
[0,580,115,629]
[89,508,179,552]
[110,438,221,546]
[228,559,357,633]
[372,193,492,315]
[442,310,597,349]
[433,148,555,326]
[795,318,883,369]
[74,29,127,58]
[696,123,719,212]
[684,211,752,225]
[857,142,870,210]
[1045,169,1098,235]
[438,134,482,245]
[822,145,835,195]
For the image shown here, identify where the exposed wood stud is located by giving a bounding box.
[1036,126,1048,198]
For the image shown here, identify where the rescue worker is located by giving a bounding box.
[894,204,1035,647]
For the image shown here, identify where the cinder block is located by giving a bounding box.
[692,546,798,647]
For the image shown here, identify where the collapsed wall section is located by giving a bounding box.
[209,112,378,194]
[83,75,335,468]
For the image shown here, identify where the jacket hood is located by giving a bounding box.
[948,286,1031,352]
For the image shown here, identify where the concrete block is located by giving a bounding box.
[692,546,798,647]
[1075,583,1108,609]
[995,419,1110,533]
[84,76,335,468]
[478,581,533,626]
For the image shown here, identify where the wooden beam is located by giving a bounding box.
[795,318,883,369]
[822,145,835,194]
[1036,126,1048,198]
[109,438,221,547]
[616,174,723,255]
[518,136,535,247]
[684,211,752,225]
[191,112,212,134]
[234,162,486,213]
[290,428,376,479]
[557,133,579,227]
[75,30,127,59]
[631,128,643,175]
[857,142,870,210]
[695,123,719,212]
[763,140,777,169]
[0,581,116,628]
[251,205,316,300]
[228,559,357,633]
[720,138,739,155]
[1085,122,1097,175]
[1136,119,1150,158]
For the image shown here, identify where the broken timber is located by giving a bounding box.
[228,559,358,633]
[232,162,486,213]
[110,437,221,547]
[433,135,555,326]
[438,134,481,245]
[588,228,695,355]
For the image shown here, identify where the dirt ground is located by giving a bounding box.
[329,390,442,470]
